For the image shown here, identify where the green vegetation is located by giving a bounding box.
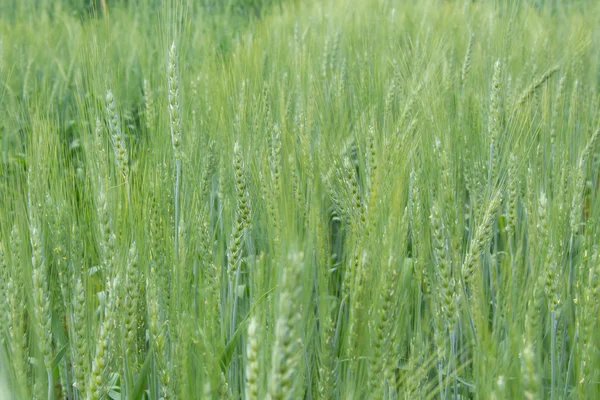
[1,0,600,398]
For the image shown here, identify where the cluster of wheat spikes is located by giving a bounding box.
[1,0,600,399]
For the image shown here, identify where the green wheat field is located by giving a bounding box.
[1,0,600,398]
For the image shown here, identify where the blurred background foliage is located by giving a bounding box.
[0,0,294,21]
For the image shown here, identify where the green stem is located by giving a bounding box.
[551,310,557,400]
[47,368,55,400]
